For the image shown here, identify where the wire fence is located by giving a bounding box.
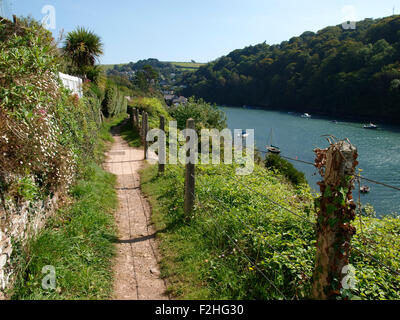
[134,113,400,298]
[191,188,288,299]
[190,151,400,298]
[259,149,400,192]
[256,150,400,278]
[192,170,400,281]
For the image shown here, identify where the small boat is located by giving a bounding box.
[266,129,281,154]
[267,145,281,154]
[360,186,371,193]
[331,120,338,124]
[238,129,249,138]
[301,113,312,118]
[363,123,378,130]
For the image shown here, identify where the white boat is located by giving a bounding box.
[301,113,312,118]
[363,123,378,130]
[238,129,249,138]
[266,129,281,154]
[360,185,371,193]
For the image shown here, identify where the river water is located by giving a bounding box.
[220,106,400,217]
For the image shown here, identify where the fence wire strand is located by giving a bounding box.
[260,150,400,192]
[193,177,312,283]
[191,189,288,299]
[229,175,315,226]
[191,169,400,279]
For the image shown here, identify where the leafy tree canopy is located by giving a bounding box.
[179,16,400,123]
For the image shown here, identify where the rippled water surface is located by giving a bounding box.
[221,106,400,216]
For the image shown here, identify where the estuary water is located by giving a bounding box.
[220,106,400,217]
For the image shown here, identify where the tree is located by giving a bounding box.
[133,65,159,91]
[63,27,103,77]
[142,64,159,83]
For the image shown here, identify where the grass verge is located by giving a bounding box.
[141,163,400,300]
[11,163,118,300]
[120,119,142,148]
[141,163,316,299]
[8,114,127,300]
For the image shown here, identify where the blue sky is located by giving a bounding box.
[5,0,399,64]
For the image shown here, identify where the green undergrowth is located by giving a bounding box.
[9,114,126,300]
[99,112,128,143]
[141,163,400,300]
[141,163,316,299]
[11,162,118,300]
[120,119,142,148]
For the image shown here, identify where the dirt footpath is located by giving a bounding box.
[104,128,168,300]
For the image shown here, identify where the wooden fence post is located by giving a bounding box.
[312,139,358,300]
[129,108,133,128]
[131,108,135,128]
[143,112,148,160]
[141,111,145,142]
[134,108,139,128]
[184,118,195,215]
[158,115,166,174]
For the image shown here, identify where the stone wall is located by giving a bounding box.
[0,193,59,299]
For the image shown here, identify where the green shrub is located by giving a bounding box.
[128,96,171,130]
[264,154,306,186]
[169,97,227,132]
[0,20,116,202]
[102,83,127,118]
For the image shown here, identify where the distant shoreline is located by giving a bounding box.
[219,104,400,128]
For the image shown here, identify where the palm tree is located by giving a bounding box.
[63,27,103,77]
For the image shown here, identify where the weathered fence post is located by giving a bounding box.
[131,108,136,130]
[158,115,166,174]
[129,108,134,128]
[134,108,139,128]
[184,118,195,215]
[141,111,145,142]
[143,112,148,160]
[312,138,358,300]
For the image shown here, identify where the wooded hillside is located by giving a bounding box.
[180,16,400,123]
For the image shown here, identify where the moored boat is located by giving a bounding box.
[266,129,281,154]
[238,129,249,138]
[363,123,378,129]
[360,185,371,193]
[301,113,311,118]
[266,145,281,154]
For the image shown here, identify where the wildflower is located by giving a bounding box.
[1,135,9,143]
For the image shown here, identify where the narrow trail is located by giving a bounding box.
[104,126,168,300]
